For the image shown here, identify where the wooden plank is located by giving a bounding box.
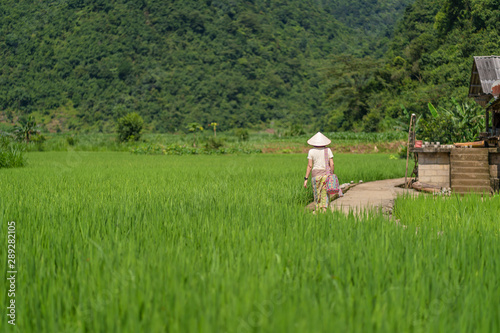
[411,182,441,193]
[450,166,489,170]
[450,173,490,180]
[452,186,491,194]
[451,149,489,154]
[452,179,490,186]
[451,148,489,153]
[452,185,491,190]
[450,169,490,176]
[450,161,489,168]
[429,145,495,194]
[450,154,488,161]
[412,148,453,153]
[453,142,486,148]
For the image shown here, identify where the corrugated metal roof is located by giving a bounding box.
[473,56,500,95]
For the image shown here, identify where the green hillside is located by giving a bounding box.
[321,0,414,57]
[324,0,500,132]
[0,0,412,133]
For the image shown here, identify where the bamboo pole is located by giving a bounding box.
[405,114,416,189]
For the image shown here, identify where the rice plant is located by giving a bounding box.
[0,152,498,332]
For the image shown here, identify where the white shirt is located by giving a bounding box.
[307,148,333,170]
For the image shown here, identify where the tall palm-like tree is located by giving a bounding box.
[14,116,39,143]
[187,122,203,147]
[209,122,218,137]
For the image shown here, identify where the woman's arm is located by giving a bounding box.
[329,158,334,174]
[304,159,313,188]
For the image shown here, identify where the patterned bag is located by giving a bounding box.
[324,148,342,196]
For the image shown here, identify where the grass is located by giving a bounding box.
[0,135,26,168]
[1,152,498,332]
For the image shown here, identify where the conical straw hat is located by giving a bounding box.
[307,132,331,146]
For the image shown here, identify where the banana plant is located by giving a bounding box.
[13,115,39,143]
[425,100,483,143]
[428,102,438,118]
[187,122,204,147]
[209,122,218,137]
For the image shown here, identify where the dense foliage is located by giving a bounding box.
[418,100,483,143]
[130,142,262,155]
[3,0,497,136]
[13,115,40,143]
[116,112,144,142]
[0,133,25,168]
[0,0,411,132]
[320,0,414,57]
[324,0,500,134]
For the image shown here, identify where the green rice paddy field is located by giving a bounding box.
[1,152,500,332]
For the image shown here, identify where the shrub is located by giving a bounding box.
[205,137,225,149]
[31,134,46,151]
[66,136,77,146]
[0,133,26,168]
[234,128,249,141]
[117,112,144,142]
[284,124,305,137]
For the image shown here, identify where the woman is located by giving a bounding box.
[303,132,334,213]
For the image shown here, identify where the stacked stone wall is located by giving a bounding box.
[418,152,450,188]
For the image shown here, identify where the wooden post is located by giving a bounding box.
[405,114,416,189]
[486,108,489,134]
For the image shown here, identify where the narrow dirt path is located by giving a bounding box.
[330,177,419,215]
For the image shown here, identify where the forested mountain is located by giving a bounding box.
[325,0,500,132]
[0,0,412,132]
[321,0,414,57]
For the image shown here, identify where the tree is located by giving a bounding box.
[13,115,39,143]
[116,112,144,142]
[209,122,218,137]
[0,0,414,132]
[325,56,387,131]
[187,122,203,147]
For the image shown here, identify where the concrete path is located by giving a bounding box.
[330,177,419,215]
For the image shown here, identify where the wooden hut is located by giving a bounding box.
[468,55,500,139]
[410,56,500,194]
